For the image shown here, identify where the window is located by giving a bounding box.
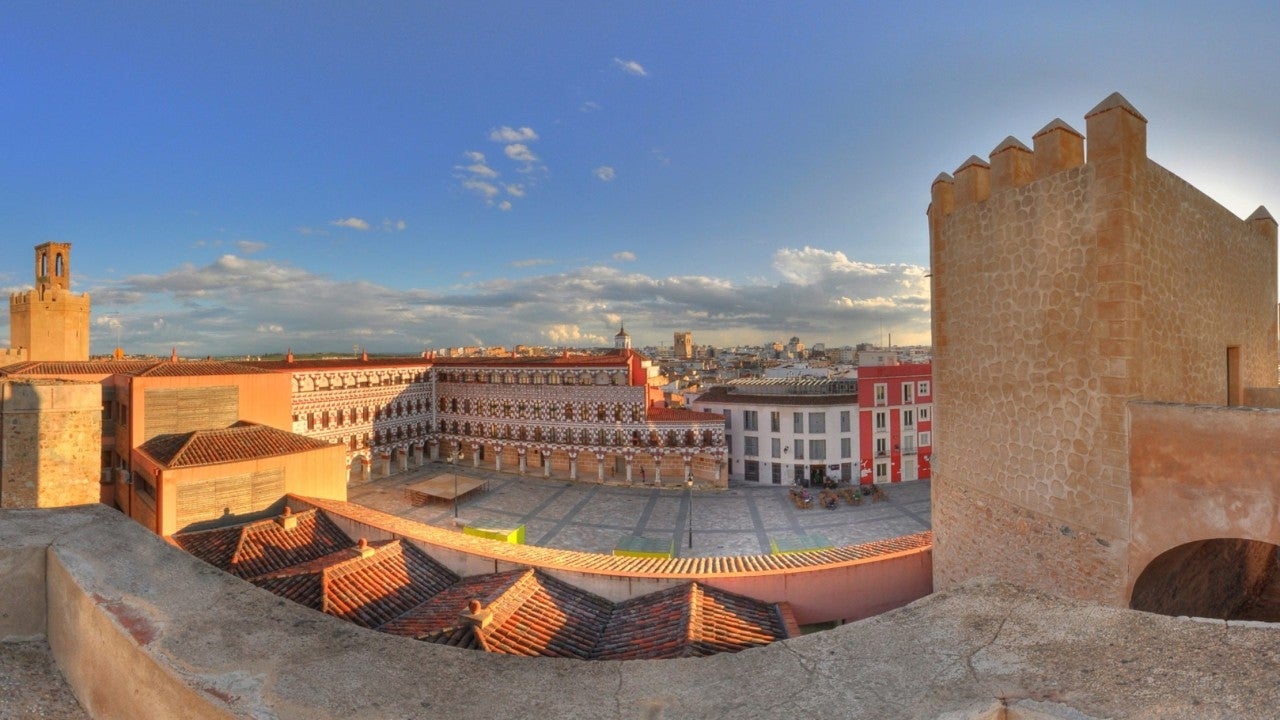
[771,464,782,484]
[841,437,852,458]
[874,383,887,406]
[771,438,781,458]
[903,409,915,428]
[902,435,916,453]
[919,431,931,447]
[808,412,825,434]
[808,439,826,461]
[876,437,887,456]
[874,410,887,432]
[727,436,733,453]
[875,462,889,482]
[743,410,758,431]
[919,406,930,422]
[744,436,759,457]
[840,411,850,433]
[902,383,914,404]
[794,440,804,459]
[723,410,731,429]
[918,381,930,397]
[793,412,803,433]
[770,411,780,433]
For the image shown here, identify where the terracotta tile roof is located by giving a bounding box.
[252,539,459,629]
[0,360,153,377]
[595,582,789,660]
[241,357,432,372]
[646,407,725,423]
[177,503,925,660]
[380,570,528,638]
[475,570,614,658]
[0,359,271,378]
[139,422,334,468]
[172,509,352,579]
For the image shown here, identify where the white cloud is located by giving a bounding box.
[544,324,605,345]
[498,200,512,211]
[462,179,501,200]
[88,247,930,357]
[488,126,538,143]
[382,219,407,232]
[457,159,498,178]
[331,217,371,231]
[504,144,538,164]
[773,247,886,285]
[580,101,601,113]
[613,58,648,77]
[594,166,616,182]
[236,240,267,254]
[504,184,526,198]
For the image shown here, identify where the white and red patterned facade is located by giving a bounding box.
[247,350,727,486]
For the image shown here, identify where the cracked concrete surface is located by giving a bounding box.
[5,506,1280,719]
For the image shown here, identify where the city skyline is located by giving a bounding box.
[3,2,1278,356]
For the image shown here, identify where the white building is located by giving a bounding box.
[690,378,859,485]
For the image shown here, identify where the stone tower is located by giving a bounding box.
[614,325,631,350]
[928,93,1277,605]
[10,242,91,361]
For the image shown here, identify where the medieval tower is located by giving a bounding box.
[10,242,91,362]
[928,93,1278,606]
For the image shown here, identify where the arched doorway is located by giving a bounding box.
[1130,538,1280,621]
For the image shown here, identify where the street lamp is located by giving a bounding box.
[686,475,694,549]
[453,472,459,518]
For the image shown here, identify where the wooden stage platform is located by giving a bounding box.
[403,474,491,508]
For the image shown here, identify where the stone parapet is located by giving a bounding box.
[4,505,1279,719]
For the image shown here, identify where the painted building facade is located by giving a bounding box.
[247,349,728,486]
[856,362,933,484]
[690,378,859,485]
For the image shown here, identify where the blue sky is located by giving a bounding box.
[2,2,1278,356]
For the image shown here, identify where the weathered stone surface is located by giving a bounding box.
[6,505,1280,719]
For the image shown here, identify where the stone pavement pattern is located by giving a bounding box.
[347,464,931,556]
[0,641,86,719]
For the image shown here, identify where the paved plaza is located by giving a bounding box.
[347,464,931,558]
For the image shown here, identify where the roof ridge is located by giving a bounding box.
[682,582,700,647]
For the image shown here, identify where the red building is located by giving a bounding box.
[857,362,932,484]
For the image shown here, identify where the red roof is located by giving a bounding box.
[139,422,334,468]
[1,359,271,378]
[647,407,725,423]
[173,508,352,579]
[252,540,459,629]
[595,582,790,659]
[173,508,794,659]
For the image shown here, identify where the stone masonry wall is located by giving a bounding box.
[928,93,1277,605]
[0,379,101,508]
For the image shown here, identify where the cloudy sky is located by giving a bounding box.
[2,2,1277,356]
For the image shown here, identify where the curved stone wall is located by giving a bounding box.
[6,505,1280,719]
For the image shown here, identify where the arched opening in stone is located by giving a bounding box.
[1130,538,1280,621]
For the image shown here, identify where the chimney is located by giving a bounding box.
[460,598,493,629]
[274,506,299,530]
[354,537,376,559]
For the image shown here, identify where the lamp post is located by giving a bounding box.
[686,475,694,549]
[453,472,459,518]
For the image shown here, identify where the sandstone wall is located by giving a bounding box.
[929,94,1277,605]
[0,379,101,509]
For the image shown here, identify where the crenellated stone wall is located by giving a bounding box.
[928,92,1278,605]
